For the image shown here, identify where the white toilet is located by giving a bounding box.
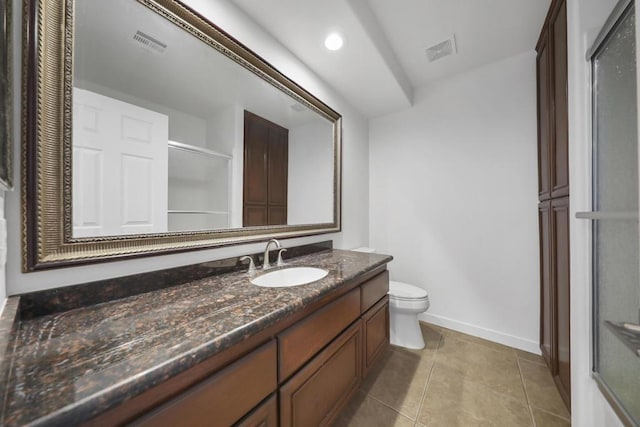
[352,248,430,349]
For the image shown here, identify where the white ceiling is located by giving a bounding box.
[232,0,551,118]
[75,0,329,130]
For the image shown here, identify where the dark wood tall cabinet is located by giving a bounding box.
[536,0,571,409]
[243,111,289,227]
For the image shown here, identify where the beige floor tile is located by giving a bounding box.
[519,359,570,419]
[435,334,526,402]
[516,349,546,366]
[531,407,571,426]
[441,328,514,356]
[418,363,533,427]
[361,345,435,419]
[333,390,415,427]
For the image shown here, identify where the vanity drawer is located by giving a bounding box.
[360,270,389,313]
[278,288,360,382]
[235,394,278,427]
[133,341,277,427]
[280,320,362,427]
[362,296,389,376]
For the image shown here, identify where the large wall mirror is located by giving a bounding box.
[23,0,342,270]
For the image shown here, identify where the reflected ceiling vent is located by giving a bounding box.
[133,31,167,54]
[425,35,457,63]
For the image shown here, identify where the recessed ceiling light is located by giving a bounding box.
[324,33,343,51]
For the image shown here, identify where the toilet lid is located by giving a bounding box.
[389,281,428,299]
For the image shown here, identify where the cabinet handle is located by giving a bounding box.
[575,211,638,220]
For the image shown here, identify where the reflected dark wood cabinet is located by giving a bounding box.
[243,111,289,226]
[536,0,570,410]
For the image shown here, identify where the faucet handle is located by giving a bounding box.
[239,255,256,274]
[277,248,287,267]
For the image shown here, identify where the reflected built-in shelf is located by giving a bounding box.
[168,210,229,215]
[168,140,232,160]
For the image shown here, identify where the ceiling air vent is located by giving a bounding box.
[425,35,457,63]
[133,30,167,54]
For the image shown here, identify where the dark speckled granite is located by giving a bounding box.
[0,248,392,426]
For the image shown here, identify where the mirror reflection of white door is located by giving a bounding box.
[72,88,168,237]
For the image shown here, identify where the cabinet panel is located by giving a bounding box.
[278,288,360,382]
[537,33,552,201]
[362,297,389,376]
[551,1,569,197]
[133,341,277,427]
[267,128,288,205]
[552,196,570,405]
[235,394,278,427]
[539,200,553,368]
[243,115,269,206]
[280,321,362,427]
[360,270,389,313]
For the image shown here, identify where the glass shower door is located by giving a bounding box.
[587,1,640,424]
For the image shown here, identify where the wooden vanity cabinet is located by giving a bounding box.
[86,267,390,427]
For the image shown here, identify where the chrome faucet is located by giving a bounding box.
[239,255,256,274]
[263,238,282,270]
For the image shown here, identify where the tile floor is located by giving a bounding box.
[335,323,570,427]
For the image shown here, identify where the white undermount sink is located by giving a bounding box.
[251,267,328,287]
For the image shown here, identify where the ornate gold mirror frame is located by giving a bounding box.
[22,0,342,271]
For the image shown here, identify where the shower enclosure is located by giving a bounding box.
[582,0,640,424]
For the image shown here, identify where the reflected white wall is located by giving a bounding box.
[288,121,334,224]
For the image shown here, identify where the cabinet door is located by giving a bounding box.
[243,111,289,226]
[551,0,569,198]
[362,297,389,377]
[280,321,362,427]
[539,200,553,368]
[551,196,571,406]
[537,31,552,201]
[267,126,288,225]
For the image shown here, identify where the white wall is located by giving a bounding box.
[369,51,541,352]
[567,0,625,425]
[3,0,369,295]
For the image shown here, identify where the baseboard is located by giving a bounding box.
[419,312,541,355]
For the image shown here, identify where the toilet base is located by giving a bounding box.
[390,311,425,350]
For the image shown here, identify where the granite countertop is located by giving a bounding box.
[0,248,392,426]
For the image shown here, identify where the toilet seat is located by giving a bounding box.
[389,281,428,301]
